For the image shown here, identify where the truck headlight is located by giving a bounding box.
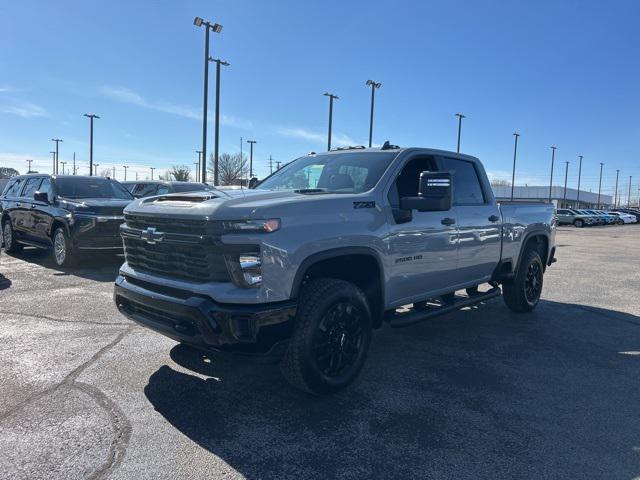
[224,253,262,288]
[222,219,280,233]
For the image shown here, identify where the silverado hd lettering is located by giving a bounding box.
[114,145,557,395]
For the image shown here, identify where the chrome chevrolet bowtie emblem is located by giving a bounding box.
[140,227,164,245]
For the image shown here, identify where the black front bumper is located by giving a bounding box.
[114,275,296,354]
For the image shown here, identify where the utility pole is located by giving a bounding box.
[50,151,56,174]
[51,138,63,174]
[73,152,77,175]
[269,155,273,174]
[240,137,244,182]
[193,17,223,184]
[576,155,583,205]
[324,93,338,151]
[563,161,570,207]
[123,165,129,181]
[455,113,465,153]
[548,146,557,203]
[83,114,99,176]
[195,150,203,182]
[60,161,67,175]
[150,167,156,180]
[596,162,604,208]
[365,79,381,148]
[26,159,33,173]
[510,132,520,200]
[247,140,256,178]
[614,169,620,207]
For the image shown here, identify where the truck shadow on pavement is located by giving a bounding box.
[144,299,640,479]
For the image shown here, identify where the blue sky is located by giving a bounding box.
[0,0,638,198]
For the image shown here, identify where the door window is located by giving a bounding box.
[133,183,158,197]
[21,178,42,198]
[440,158,485,205]
[388,156,436,208]
[39,178,53,200]
[4,178,25,197]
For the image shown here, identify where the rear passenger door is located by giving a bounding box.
[439,157,501,286]
[19,177,43,240]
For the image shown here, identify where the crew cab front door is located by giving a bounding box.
[385,155,459,306]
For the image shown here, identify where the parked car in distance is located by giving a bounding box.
[606,211,637,224]
[613,208,640,222]
[555,208,595,227]
[573,209,604,225]
[114,144,556,394]
[121,181,214,198]
[1,174,133,266]
[584,209,619,225]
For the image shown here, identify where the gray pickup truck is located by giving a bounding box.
[114,144,556,394]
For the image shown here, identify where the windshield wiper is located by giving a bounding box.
[294,188,328,194]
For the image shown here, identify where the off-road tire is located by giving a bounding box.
[281,278,372,395]
[2,220,23,253]
[503,249,544,313]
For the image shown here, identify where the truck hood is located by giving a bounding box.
[57,197,132,215]
[123,188,357,220]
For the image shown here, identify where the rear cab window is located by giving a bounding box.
[439,157,486,205]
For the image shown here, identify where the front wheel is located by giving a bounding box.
[502,249,544,313]
[52,227,76,267]
[281,278,372,395]
[2,220,23,253]
[573,219,584,228]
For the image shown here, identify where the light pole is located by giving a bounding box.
[614,169,620,207]
[563,161,570,207]
[83,114,99,176]
[576,155,583,205]
[193,163,199,181]
[548,146,557,203]
[455,113,465,153]
[51,138,63,174]
[211,57,229,185]
[123,165,129,181]
[73,152,77,175]
[94,163,100,176]
[26,159,33,173]
[60,161,67,175]
[628,176,633,208]
[510,132,520,200]
[324,93,338,151]
[150,167,155,180]
[50,151,56,174]
[112,166,116,179]
[195,150,203,182]
[269,155,273,174]
[365,79,381,148]
[194,17,223,184]
[596,162,604,208]
[247,140,256,178]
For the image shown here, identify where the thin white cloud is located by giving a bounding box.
[276,127,357,147]
[99,85,252,128]
[0,85,15,93]
[1,102,47,118]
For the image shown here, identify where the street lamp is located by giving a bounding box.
[614,169,620,207]
[211,58,229,186]
[94,163,100,177]
[324,93,339,151]
[50,151,56,174]
[510,132,520,200]
[26,159,33,173]
[576,155,583,205]
[548,146,557,203]
[628,176,633,208]
[596,162,604,208]
[563,161,570,207]
[195,150,203,182]
[83,114,100,176]
[123,165,129,181]
[365,79,381,148]
[51,138,63,174]
[247,139,257,178]
[60,161,67,175]
[455,113,466,153]
[150,167,155,180]
[194,17,223,185]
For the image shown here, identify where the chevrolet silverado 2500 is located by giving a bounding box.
[114,145,556,394]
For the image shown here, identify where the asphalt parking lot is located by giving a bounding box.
[1,226,639,480]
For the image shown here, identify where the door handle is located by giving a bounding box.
[441,217,456,226]
[488,215,500,222]
[16,202,21,207]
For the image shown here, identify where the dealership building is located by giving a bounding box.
[492,185,613,209]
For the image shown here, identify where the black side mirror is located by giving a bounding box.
[400,171,452,212]
[33,191,49,203]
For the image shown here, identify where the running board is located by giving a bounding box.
[389,287,502,328]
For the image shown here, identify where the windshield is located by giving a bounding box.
[171,183,213,193]
[256,152,397,193]
[55,177,133,200]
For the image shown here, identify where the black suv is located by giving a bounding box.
[121,180,213,198]
[1,174,133,266]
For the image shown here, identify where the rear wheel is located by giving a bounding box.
[52,227,76,267]
[573,219,584,228]
[281,278,372,395]
[2,220,23,253]
[503,249,544,313]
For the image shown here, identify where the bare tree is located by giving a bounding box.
[169,165,191,182]
[99,168,112,178]
[208,152,248,185]
[490,179,511,187]
[0,167,19,179]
